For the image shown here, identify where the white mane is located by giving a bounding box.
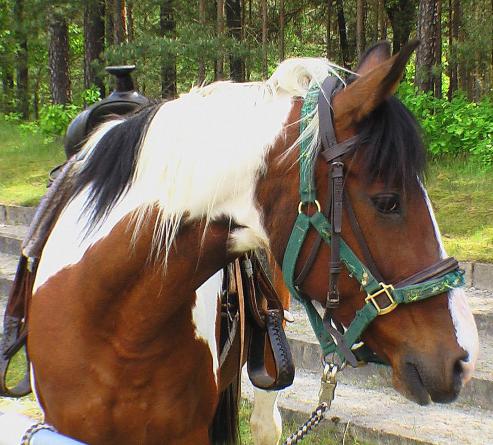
[81,57,345,261]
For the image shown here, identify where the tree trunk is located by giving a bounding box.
[127,0,134,42]
[113,0,127,44]
[416,0,442,97]
[374,0,379,42]
[48,11,71,104]
[261,0,268,77]
[84,0,106,98]
[385,0,417,53]
[447,0,460,100]
[279,0,285,61]
[32,67,41,119]
[14,0,29,118]
[160,0,176,98]
[198,0,206,83]
[226,0,245,81]
[378,0,387,40]
[1,71,14,113]
[335,0,350,68]
[356,0,365,59]
[216,0,224,80]
[326,0,332,60]
[105,0,115,46]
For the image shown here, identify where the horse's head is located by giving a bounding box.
[257,41,479,406]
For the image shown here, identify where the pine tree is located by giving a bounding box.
[48,8,71,104]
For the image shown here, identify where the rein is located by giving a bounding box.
[282,77,465,368]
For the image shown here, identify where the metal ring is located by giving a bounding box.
[322,354,347,371]
[298,200,321,214]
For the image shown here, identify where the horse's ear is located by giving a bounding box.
[355,41,391,76]
[333,40,419,131]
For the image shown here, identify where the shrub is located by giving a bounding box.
[398,82,493,167]
[80,86,101,106]
[38,103,79,136]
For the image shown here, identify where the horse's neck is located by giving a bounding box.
[255,100,306,265]
[41,193,234,346]
[102,215,234,350]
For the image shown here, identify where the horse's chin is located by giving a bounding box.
[392,361,462,406]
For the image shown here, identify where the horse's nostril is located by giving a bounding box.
[452,354,470,391]
[454,359,463,380]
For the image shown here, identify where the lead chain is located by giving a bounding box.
[282,402,329,445]
[282,363,339,445]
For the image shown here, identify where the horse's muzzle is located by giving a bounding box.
[397,352,467,405]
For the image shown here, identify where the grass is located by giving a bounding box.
[426,158,493,263]
[0,348,42,420]
[0,116,491,262]
[0,117,65,206]
[239,400,370,445]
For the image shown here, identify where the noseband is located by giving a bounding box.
[282,77,465,367]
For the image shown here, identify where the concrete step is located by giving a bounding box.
[0,253,20,333]
[0,205,35,226]
[242,369,493,445]
[0,224,28,256]
[286,294,493,412]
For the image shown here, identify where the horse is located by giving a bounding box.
[18,40,478,445]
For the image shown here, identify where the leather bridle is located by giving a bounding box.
[282,77,465,367]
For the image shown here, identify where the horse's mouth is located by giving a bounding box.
[400,362,431,405]
[397,361,462,406]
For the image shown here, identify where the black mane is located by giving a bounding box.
[355,96,426,190]
[71,103,160,227]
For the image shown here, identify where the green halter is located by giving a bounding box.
[282,84,465,363]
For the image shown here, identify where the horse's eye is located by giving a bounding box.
[371,193,401,214]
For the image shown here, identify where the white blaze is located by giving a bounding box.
[421,183,479,383]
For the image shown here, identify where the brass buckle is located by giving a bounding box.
[365,283,397,315]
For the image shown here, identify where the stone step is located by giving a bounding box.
[0,205,35,226]
[286,294,493,412]
[242,369,493,445]
[0,253,20,334]
[0,224,28,256]
[0,253,18,296]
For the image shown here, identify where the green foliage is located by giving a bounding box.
[81,86,102,106]
[398,82,493,167]
[3,112,23,123]
[38,103,79,135]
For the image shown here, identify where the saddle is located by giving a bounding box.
[0,181,295,396]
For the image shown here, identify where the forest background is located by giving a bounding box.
[0,0,492,261]
[0,0,492,164]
